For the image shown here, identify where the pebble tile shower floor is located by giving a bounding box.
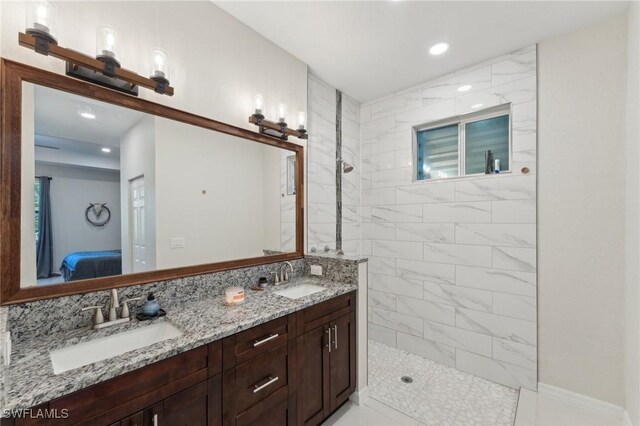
[368,340,519,425]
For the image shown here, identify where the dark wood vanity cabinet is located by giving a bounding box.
[295,294,356,426]
[4,291,356,426]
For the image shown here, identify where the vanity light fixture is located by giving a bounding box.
[25,0,58,53]
[101,147,111,153]
[249,97,308,141]
[19,9,174,97]
[150,48,171,95]
[471,103,484,109]
[253,95,265,118]
[458,85,472,92]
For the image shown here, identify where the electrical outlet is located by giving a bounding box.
[310,265,322,276]
[170,237,186,249]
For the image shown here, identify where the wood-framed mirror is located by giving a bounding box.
[0,58,305,305]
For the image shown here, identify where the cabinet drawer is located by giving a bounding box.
[297,292,354,334]
[224,315,292,368]
[236,390,295,426]
[233,344,288,414]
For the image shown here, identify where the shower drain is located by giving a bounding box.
[400,376,413,384]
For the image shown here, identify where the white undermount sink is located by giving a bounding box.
[49,322,183,375]
[274,283,327,299]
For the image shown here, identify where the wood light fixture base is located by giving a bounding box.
[18,32,174,96]
[249,114,308,141]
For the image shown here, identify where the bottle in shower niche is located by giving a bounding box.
[494,159,501,174]
[484,150,494,174]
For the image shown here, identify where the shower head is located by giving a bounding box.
[340,161,354,174]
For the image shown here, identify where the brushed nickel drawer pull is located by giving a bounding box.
[152,413,158,426]
[253,333,279,347]
[253,376,279,393]
[333,324,338,350]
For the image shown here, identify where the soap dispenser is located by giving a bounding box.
[142,293,159,317]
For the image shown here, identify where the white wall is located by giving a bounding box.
[360,46,537,390]
[154,118,283,269]
[35,164,122,272]
[120,116,156,274]
[626,3,640,424]
[20,83,36,287]
[538,16,627,405]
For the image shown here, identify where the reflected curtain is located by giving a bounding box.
[36,176,53,279]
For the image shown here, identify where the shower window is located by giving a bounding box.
[415,104,511,181]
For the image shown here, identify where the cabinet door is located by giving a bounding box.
[296,325,331,426]
[162,381,208,426]
[143,402,163,426]
[329,312,356,412]
[119,411,144,426]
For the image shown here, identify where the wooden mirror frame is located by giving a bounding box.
[0,58,305,305]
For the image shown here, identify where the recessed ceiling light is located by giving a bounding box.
[429,42,449,56]
[80,111,96,119]
[457,85,472,92]
[101,147,111,153]
[471,103,483,109]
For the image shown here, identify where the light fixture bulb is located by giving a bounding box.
[26,0,57,38]
[96,26,119,59]
[278,104,287,123]
[471,103,483,109]
[457,85,472,92]
[36,5,48,24]
[254,94,264,115]
[297,111,306,130]
[429,42,449,55]
[101,147,111,153]
[150,48,170,80]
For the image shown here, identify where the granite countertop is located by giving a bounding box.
[1,276,357,411]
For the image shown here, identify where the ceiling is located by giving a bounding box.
[215,1,629,103]
[34,85,145,152]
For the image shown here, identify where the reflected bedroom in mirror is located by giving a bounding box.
[21,82,297,287]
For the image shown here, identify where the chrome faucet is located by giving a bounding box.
[273,262,294,285]
[82,288,140,330]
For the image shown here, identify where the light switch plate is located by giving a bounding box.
[170,237,186,249]
[310,265,322,276]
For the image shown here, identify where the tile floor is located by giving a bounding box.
[515,388,624,426]
[365,340,519,425]
[325,398,421,426]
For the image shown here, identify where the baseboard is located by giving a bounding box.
[349,386,369,406]
[537,382,627,420]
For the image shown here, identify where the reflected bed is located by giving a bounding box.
[60,250,122,282]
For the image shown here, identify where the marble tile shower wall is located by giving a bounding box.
[307,74,361,255]
[360,46,537,390]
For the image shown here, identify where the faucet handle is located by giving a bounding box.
[272,271,280,284]
[120,297,141,319]
[82,305,104,325]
